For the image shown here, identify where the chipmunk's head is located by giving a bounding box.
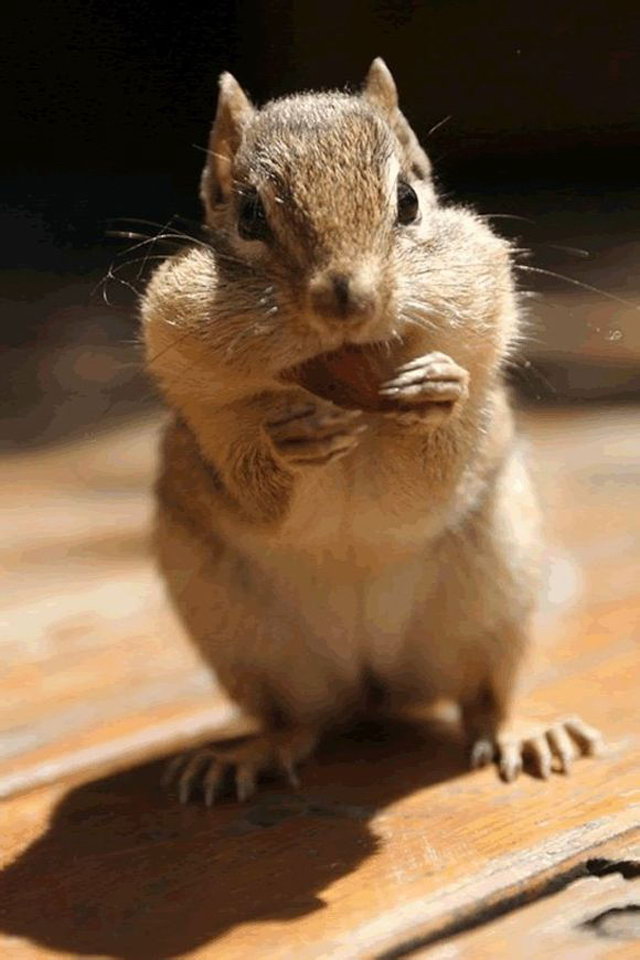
[144,61,515,402]
[200,59,437,356]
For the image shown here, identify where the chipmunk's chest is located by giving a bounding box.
[227,467,447,679]
[274,458,448,562]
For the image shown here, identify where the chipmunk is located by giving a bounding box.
[142,59,601,804]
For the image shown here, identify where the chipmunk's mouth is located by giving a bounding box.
[318,321,400,358]
[282,339,402,412]
[295,337,396,374]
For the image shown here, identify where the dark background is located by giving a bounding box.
[3,0,639,447]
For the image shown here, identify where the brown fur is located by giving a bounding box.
[142,61,598,796]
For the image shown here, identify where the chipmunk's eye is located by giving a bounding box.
[396,180,419,226]
[237,189,270,242]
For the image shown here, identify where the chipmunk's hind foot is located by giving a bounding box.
[468,715,603,783]
[163,729,317,805]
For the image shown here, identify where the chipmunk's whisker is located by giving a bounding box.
[503,355,557,397]
[224,321,277,359]
[93,255,171,305]
[144,327,199,369]
[425,114,452,138]
[514,264,639,309]
[404,296,466,328]
[480,213,536,224]
[399,312,436,335]
[107,215,210,252]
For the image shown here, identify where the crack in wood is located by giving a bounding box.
[375,858,640,959]
[580,903,640,940]
[586,857,640,880]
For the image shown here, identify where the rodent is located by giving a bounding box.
[141,58,601,804]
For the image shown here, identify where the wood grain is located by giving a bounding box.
[420,837,640,960]
[0,416,257,800]
[0,405,638,958]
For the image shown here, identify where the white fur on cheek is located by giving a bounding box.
[414,182,437,241]
[386,156,401,205]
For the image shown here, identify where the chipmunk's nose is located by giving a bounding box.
[308,269,378,322]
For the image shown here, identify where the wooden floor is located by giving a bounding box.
[1,405,639,959]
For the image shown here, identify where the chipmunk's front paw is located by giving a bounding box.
[379,352,469,427]
[163,729,317,806]
[266,401,367,466]
[469,715,603,783]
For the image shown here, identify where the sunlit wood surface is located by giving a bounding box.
[1,405,638,959]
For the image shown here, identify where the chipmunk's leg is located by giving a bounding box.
[176,391,367,526]
[163,727,319,806]
[461,638,602,782]
[156,478,330,806]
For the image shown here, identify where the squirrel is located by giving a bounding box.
[141,58,601,804]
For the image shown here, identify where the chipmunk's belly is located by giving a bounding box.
[228,475,445,696]
[244,533,436,694]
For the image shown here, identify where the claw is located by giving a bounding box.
[498,742,523,782]
[235,764,258,803]
[280,754,301,789]
[546,725,576,773]
[162,753,187,789]
[528,735,553,779]
[203,762,226,807]
[565,717,603,755]
[470,738,495,769]
[178,752,212,804]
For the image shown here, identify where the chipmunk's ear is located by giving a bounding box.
[364,57,399,114]
[363,58,431,181]
[200,72,254,217]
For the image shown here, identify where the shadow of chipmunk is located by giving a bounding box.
[0,718,468,960]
